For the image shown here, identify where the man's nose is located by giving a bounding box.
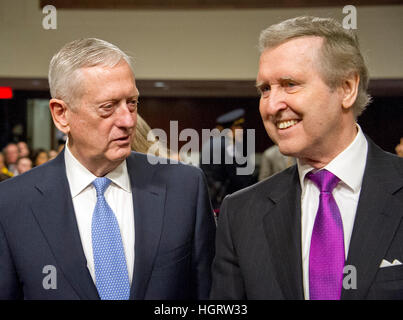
[263,86,288,117]
[116,103,136,129]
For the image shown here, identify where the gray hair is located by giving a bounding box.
[48,38,133,107]
[259,16,371,117]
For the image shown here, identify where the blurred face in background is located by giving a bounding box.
[17,157,33,174]
[5,144,19,165]
[48,150,58,160]
[17,142,30,157]
[35,151,49,167]
[396,138,403,157]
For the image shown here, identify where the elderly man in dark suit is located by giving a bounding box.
[0,38,215,300]
[210,16,403,300]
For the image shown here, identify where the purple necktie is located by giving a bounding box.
[307,169,345,300]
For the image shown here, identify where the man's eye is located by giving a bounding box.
[258,85,270,95]
[284,81,300,92]
[101,104,113,111]
[127,100,138,111]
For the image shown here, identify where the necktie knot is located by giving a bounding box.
[93,177,111,197]
[307,169,340,193]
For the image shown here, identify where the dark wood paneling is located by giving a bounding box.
[40,0,403,10]
[137,96,267,152]
[1,78,402,97]
[1,87,401,154]
[136,80,259,97]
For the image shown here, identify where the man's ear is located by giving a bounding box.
[341,73,360,110]
[49,99,70,134]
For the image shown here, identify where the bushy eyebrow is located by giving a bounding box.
[279,76,299,83]
[255,81,267,90]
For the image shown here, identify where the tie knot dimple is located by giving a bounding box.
[306,169,340,193]
[92,177,111,197]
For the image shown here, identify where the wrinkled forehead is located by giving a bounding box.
[260,36,324,63]
[69,60,138,105]
[257,36,325,81]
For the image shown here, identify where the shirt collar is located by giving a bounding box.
[64,141,131,198]
[298,123,368,192]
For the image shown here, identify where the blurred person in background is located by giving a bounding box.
[0,152,13,178]
[48,149,58,160]
[200,108,256,214]
[17,141,30,158]
[395,137,403,157]
[258,144,295,181]
[131,114,178,160]
[32,148,50,167]
[16,157,33,175]
[3,143,19,175]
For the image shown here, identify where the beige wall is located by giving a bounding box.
[0,0,402,80]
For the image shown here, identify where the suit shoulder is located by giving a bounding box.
[368,141,403,176]
[390,152,403,172]
[225,166,294,202]
[0,163,47,194]
[127,151,205,179]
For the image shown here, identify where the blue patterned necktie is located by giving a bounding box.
[91,177,130,300]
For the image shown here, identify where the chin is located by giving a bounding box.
[109,147,131,162]
[277,141,302,158]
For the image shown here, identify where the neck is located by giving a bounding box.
[300,122,358,169]
[67,142,122,177]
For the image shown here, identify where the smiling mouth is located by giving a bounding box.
[276,119,300,129]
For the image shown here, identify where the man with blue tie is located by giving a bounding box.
[0,38,216,300]
[210,16,403,300]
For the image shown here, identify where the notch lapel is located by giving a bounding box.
[262,167,304,299]
[30,153,99,299]
[127,153,166,300]
[342,140,403,299]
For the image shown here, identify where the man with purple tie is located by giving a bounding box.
[210,16,403,300]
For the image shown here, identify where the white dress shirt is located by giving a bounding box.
[64,144,135,285]
[298,124,368,300]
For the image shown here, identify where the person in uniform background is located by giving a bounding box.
[200,108,256,214]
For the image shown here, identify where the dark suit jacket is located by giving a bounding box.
[210,139,403,300]
[0,151,216,300]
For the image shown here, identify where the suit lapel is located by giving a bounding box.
[30,152,99,299]
[262,167,304,299]
[342,140,403,299]
[127,153,166,300]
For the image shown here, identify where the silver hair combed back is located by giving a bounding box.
[259,16,371,117]
[48,38,133,107]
